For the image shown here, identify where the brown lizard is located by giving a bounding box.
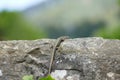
[48,36,69,75]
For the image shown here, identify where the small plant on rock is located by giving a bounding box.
[22,75,55,80]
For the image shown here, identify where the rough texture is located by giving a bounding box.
[0,37,120,80]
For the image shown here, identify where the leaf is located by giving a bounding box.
[39,75,55,80]
[22,75,34,80]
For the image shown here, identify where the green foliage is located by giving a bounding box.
[22,75,55,80]
[39,75,55,80]
[22,75,33,80]
[94,25,120,39]
[118,0,120,5]
[0,11,47,40]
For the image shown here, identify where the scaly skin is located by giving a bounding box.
[48,36,69,75]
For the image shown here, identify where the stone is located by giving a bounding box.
[0,37,120,80]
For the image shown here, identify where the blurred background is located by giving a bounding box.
[0,0,120,40]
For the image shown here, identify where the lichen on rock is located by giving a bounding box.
[0,37,120,80]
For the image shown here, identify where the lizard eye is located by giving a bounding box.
[61,39,64,42]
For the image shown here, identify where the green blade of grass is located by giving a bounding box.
[22,75,34,80]
[39,75,55,80]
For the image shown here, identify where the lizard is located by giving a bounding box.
[48,36,69,75]
[15,36,69,76]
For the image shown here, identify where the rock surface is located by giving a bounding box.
[0,37,120,80]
